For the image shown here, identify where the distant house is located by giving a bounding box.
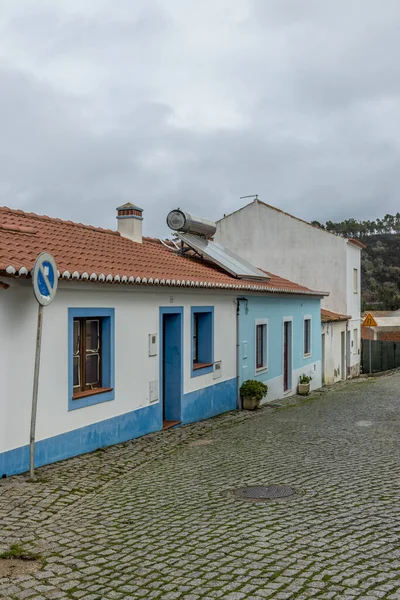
[321,308,351,382]
[0,204,325,477]
[361,311,400,342]
[215,198,364,384]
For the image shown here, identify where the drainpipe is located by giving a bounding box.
[236,297,248,411]
[236,299,242,410]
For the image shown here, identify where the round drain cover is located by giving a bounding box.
[234,485,295,500]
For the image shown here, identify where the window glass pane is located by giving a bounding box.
[85,353,100,385]
[304,319,311,354]
[263,324,267,367]
[73,319,80,355]
[73,356,80,387]
[256,324,264,369]
[192,310,213,367]
[193,314,198,362]
[86,320,100,352]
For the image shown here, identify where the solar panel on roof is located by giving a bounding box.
[176,233,270,281]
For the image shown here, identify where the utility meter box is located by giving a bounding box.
[149,333,157,356]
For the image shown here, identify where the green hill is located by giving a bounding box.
[311,216,400,311]
[361,234,400,310]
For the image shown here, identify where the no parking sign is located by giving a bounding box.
[32,252,58,306]
[30,252,58,479]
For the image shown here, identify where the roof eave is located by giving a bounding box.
[0,267,326,296]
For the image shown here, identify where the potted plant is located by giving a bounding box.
[240,380,268,410]
[298,374,312,396]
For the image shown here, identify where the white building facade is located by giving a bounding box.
[0,203,324,476]
[216,199,363,383]
[0,280,239,476]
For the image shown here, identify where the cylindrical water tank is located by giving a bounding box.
[166,209,217,239]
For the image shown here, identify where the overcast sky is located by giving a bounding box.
[1,0,400,237]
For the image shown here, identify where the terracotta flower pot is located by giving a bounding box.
[242,396,261,410]
[298,382,310,396]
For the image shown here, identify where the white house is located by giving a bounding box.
[0,203,325,477]
[215,199,364,383]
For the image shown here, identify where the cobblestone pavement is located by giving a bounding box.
[1,375,400,599]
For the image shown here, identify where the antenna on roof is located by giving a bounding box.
[240,194,258,200]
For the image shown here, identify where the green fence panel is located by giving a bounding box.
[362,340,400,373]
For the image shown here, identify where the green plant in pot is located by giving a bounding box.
[240,380,268,410]
[298,373,312,396]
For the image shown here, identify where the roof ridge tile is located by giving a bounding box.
[0,206,119,236]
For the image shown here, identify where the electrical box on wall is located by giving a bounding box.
[149,380,159,403]
[149,333,157,356]
[213,361,222,380]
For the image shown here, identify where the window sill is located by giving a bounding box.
[256,366,268,374]
[303,353,312,359]
[72,387,113,400]
[193,362,213,371]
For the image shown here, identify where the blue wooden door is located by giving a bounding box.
[162,312,182,422]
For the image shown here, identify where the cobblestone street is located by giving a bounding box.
[1,375,400,599]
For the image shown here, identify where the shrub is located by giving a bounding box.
[240,380,268,401]
[299,373,312,384]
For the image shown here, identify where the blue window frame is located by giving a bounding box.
[68,308,115,410]
[191,306,214,377]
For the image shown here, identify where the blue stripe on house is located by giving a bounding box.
[0,402,161,478]
[0,377,237,477]
[182,377,237,424]
[68,308,115,410]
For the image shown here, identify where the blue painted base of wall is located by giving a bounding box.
[0,403,162,478]
[0,377,238,478]
[182,377,237,424]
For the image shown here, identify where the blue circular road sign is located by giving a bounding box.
[32,252,58,306]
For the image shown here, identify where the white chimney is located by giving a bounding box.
[116,203,143,243]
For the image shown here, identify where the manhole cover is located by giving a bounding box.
[234,485,296,501]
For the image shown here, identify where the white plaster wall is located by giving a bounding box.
[322,321,347,384]
[261,360,321,403]
[0,280,237,454]
[0,287,9,457]
[346,243,361,323]
[216,201,349,314]
[346,243,362,374]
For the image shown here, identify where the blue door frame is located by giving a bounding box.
[159,307,183,422]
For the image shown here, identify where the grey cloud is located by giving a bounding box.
[0,0,400,238]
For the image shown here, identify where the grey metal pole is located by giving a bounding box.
[236,299,242,410]
[29,303,44,481]
[369,326,372,374]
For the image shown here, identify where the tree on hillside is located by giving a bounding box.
[315,213,400,310]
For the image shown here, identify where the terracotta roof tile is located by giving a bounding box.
[361,311,393,318]
[347,238,366,249]
[321,308,351,323]
[0,206,326,296]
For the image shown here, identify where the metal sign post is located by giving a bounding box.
[30,253,58,480]
[362,313,378,376]
[369,326,372,374]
